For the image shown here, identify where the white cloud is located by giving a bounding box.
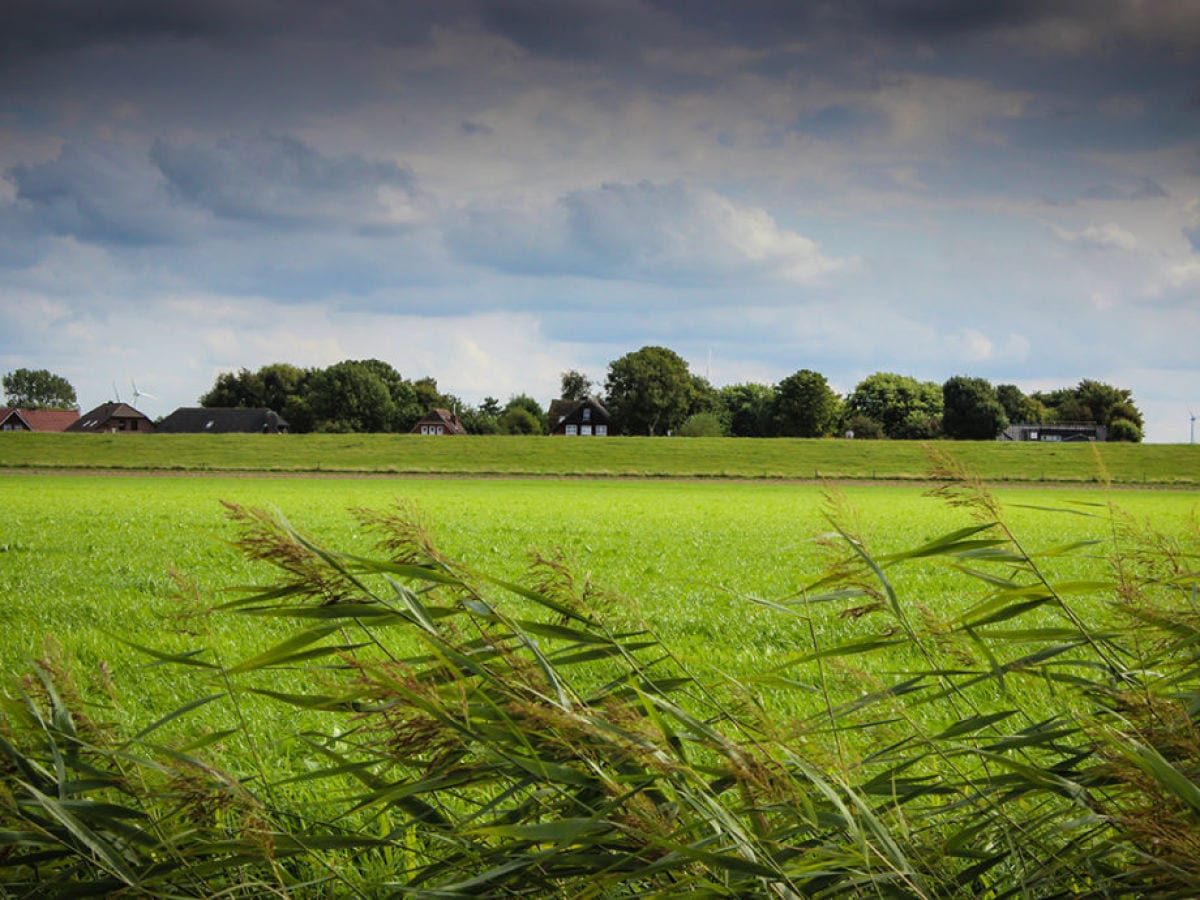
[1051,222,1139,251]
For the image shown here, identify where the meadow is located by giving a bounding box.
[3,472,1196,728]
[2,430,1199,484]
[3,469,1200,893]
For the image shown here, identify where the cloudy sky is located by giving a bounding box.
[2,1,1198,441]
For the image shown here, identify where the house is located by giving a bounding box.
[65,402,155,434]
[411,408,466,435]
[157,407,289,434]
[1001,422,1107,442]
[0,408,80,432]
[548,397,610,436]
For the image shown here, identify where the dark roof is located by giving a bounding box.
[0,408,80,431]
[67,402,153,431]
[548,396,610,430]
[157,407,289,434]
[411,408,466,434]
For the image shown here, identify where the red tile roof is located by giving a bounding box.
[0,408,80,431]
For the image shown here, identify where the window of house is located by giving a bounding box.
[566,424,577,435]
[421,425,429,435]
[582,407,591,421]
[581,425,592,436]
[436,425,444,434]
[595,425,607,436]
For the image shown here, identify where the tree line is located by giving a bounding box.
[3,354,1145,441]
[192,347,1146,441]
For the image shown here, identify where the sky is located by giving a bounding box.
[1,1,1198,441]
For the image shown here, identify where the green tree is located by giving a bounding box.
[605,346,694,436]
[560,370,593,402]
[772,369,840,437]
[996,384,1044,425]
[844,373,943,440]
[3,368,77,409]
[458,404,500,435]
[501,394,547,434]
[201,364,315,430]
[718,383,775,437]
[1032,380,1144,438]
[355,359,421,431]
[307,360,395,432]
[941,376,1008,440]
[498,406,542,435]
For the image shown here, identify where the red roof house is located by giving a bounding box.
[0,408,80,432]
[411,408,466,435]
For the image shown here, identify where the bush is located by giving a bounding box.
[3,462,1200,894]
[676,411,727,437]
[843,413,884,439]
[1108,417,1142,442]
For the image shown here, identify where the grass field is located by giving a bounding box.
[3,473,1196,721]
[2,431,1199,484]
[4,470,1200,892]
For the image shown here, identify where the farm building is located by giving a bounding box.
[66,402,154,434]
[548,397,610,436]
[157,407,289,434]
[411,408,466,435]
[1001,423,1107,442]
[0,408,80,432]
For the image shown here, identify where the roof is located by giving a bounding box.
[66,402,153,431]
[412,408,467,434]
[157,407,289,434]
[548,396,610,427]
[0,408,80,431]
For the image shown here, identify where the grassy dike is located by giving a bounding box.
[2,431,1199,484]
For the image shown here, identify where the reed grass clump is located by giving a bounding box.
[1,460,1199,896]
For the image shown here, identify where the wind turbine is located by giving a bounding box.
[112,381,122,404]
[1190,408,1196,444]
[130,379,156,408]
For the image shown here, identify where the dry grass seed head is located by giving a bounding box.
[353,501,446,568]
[923,445,1002,522]
[222,501,361,605]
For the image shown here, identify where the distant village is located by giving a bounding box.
[2,348,1145,442]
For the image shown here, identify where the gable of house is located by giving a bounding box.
[549,397,610,436]
[412,408,466,435]
[67,402,155,433]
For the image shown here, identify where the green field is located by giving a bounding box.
[4,469,1200,893]
[2,431,1199,484]
[3,473,1196,713]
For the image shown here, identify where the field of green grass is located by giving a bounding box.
[3,473,1196,722]
[3,470,1199,892]
[2,431,1199,484]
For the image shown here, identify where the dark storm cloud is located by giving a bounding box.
[152,135,420,230]
[10,141,192,246]
[7,135,423,249]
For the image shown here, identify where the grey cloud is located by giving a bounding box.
[1185,225,1200,253]
[151,135,420,230]
[449,180,843,284]
[10,141,194,246]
